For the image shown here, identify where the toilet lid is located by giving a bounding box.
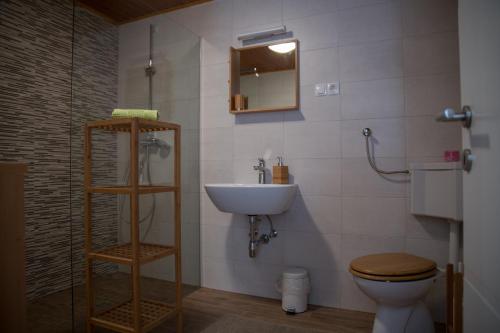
[350,253,437,282]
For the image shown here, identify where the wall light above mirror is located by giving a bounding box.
[229,39,299,114]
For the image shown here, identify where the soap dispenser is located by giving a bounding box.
[272,156,289,184]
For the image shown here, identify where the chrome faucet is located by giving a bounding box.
[253,158,266,184]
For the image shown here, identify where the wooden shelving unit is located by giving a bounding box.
[84,118,182,333]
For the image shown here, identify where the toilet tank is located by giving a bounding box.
[410,162,462,221]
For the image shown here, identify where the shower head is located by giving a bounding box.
[435,106,472,128]
[362,128,371,137]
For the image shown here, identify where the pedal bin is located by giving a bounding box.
[276,267,310,314]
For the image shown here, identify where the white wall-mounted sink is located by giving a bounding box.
[205,183,298,215]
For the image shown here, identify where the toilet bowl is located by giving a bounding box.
[350,253,437,333]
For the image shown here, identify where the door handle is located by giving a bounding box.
[436,105,472,128]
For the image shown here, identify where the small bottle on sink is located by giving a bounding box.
[273,156,289,184]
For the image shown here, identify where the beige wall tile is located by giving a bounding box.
[341,78,404,120]
[283,0,339,20]
[200,127,233,161]
[337,0,391,10]
[233,122,284,159]
[233,0,283,29]
[406,116,461,158]
[285,12,339,51]
[403,32,459,77]
[402,0,458,36]
[201,95,233,129]
[285,195,342,234]
[337,2,402,45]
[405,73,460,116]
[284,231,342,269]
[201,62,229,97]
[342,196,407,237]
[284,120,341,158]
[342,157,408,197]
[201,257,238,292]
[300,47,339,86]
[339,39,403,81]
[308,268,343,307]
[341,118,406,158]
[288,158,342,196]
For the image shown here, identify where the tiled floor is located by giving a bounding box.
[27,272,445,333]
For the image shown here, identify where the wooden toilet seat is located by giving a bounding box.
[349,253,437,282]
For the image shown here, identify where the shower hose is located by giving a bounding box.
[363,128,410,175]
[118,144,156,241]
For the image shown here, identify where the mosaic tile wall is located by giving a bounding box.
[71,5,119,286]
[0,0,118,299]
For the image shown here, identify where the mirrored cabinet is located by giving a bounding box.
[229,39,299,114]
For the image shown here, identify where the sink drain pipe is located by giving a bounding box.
[248,215,278,257]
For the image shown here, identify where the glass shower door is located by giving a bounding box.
[70,6,200,332]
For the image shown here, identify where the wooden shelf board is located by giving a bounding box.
[89,243,176,265]
[88,185,178,194]
[87,118,180,132]
[90,299,176,333]
[138,185,178,194]
[230,105,298,114]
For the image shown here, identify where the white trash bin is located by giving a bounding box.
[276,267,310,314]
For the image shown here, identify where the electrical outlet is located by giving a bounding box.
[326,81,340,95]
[314,83,327,96]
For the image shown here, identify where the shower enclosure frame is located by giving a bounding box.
[84,117,182,333]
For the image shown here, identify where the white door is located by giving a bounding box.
[459,0,500,331]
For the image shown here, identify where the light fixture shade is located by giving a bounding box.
[268,42,296,54]
[237,26,286,41]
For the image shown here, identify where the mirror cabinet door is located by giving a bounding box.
[229,40,299,114]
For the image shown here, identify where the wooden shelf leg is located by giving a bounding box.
[176,305,183,333]
[453,271,463,333]
[175,247,183,332]
[446,264,454,332]
[85,256,94,333]
[130,118,142,332]
[174,128,183,332]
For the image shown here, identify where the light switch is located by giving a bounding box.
[314,83,327,96]
[326,81,340,95]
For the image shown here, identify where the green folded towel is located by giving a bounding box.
[112,109,159,120]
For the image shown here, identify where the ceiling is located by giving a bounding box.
[77,0,211,24]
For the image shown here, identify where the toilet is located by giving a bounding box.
[348,162,463,333]
[350,253,437,333]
